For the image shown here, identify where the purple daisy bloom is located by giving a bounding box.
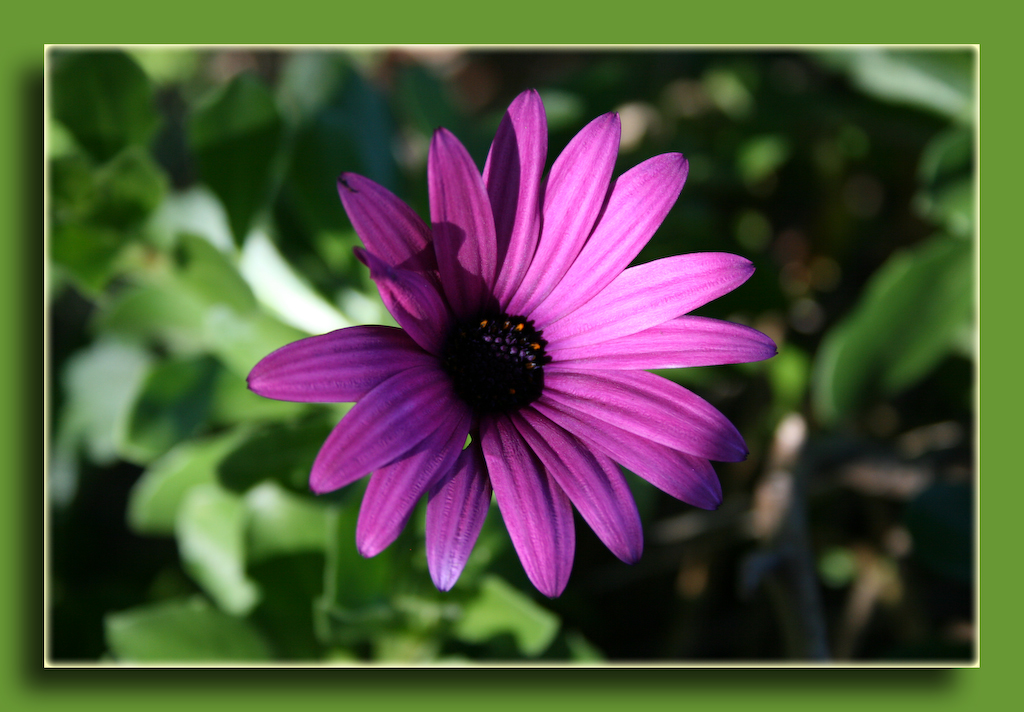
[248,90,776,597]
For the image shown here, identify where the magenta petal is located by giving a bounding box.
[429,128,498,319]
[354,247,451,356]
[481,414,575,598]
[532,397,722,510]
[425,441,492,591]
[309,365,456,494]
[483,90,547,308]
[515,410,642,564]
[540,253,756,347]
[549,316,777,370]
[356,401,471,557]
[247,326,433,403]
[543,368,748,463]
[509,113,622,315]
[531,153,689,325]
[337,173,438,275]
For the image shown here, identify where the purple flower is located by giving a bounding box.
[248,90,776,597]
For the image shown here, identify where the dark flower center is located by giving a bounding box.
[442,313,551,414]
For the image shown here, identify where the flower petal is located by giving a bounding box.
[542,368,748,462]
[540,253,755,347]
[354,247,451,356]
[337,173,438,275]
[247,326,433,403]
[532,397,722,510]
[310,365,456,494]
[481,414,574,598]
[515,410,642,564]
[425,441,492,591]
[429,128,498,319]
[509,113,621,315]
[483,89,547,308]
[549,316,777,370]
[531,153,689,325]
[356,401,472,557]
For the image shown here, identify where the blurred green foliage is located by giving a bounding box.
[48,47,975,663]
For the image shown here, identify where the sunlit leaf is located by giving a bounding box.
[245,482,332,560]
[174,233,257,315]
[51,50,160,162]
[59,338,153,466]
[238,229,352,335]
[819,49,974,122]
[188,73,284,245]
[128,430,247,535]
[176,483,260,615]
[148,186,235,252]
[452,575,559,657]
[97,234,307,379]
[98,282,208,353]
[105,596,271,662]
[813,234,974,423]
[210,366,309,425]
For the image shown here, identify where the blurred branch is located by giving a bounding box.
[740,413,830,660]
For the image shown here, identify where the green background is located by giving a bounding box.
[4,0,1007,707]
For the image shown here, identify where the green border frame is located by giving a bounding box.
[8,0,1010,708]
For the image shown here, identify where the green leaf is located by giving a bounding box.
[202,308,310,381]
[452,575,559,657]
[916,128,974,237]
[813,234,974,423]
[88,145,168,229]
[128,430,248,535]
[818,49,974,123]
[247,553,326,660]
[97,233,307,379]
[51,50,160,162]
[217,410,339,494]
[244,482,331,561]
[919,178,974,239]
[238,230,354,335]
[99,282,208,352]
[176,483,260,615]
[105,596,271,662]
[210,366,309,425]
[189,73,284,245]
[123,355,220,462]
[395,63,487,159]
[280,60,397,234]
[314,502,401,646]
[51,223,129,295]
[174,233,257,315]
[58,338,153,466]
